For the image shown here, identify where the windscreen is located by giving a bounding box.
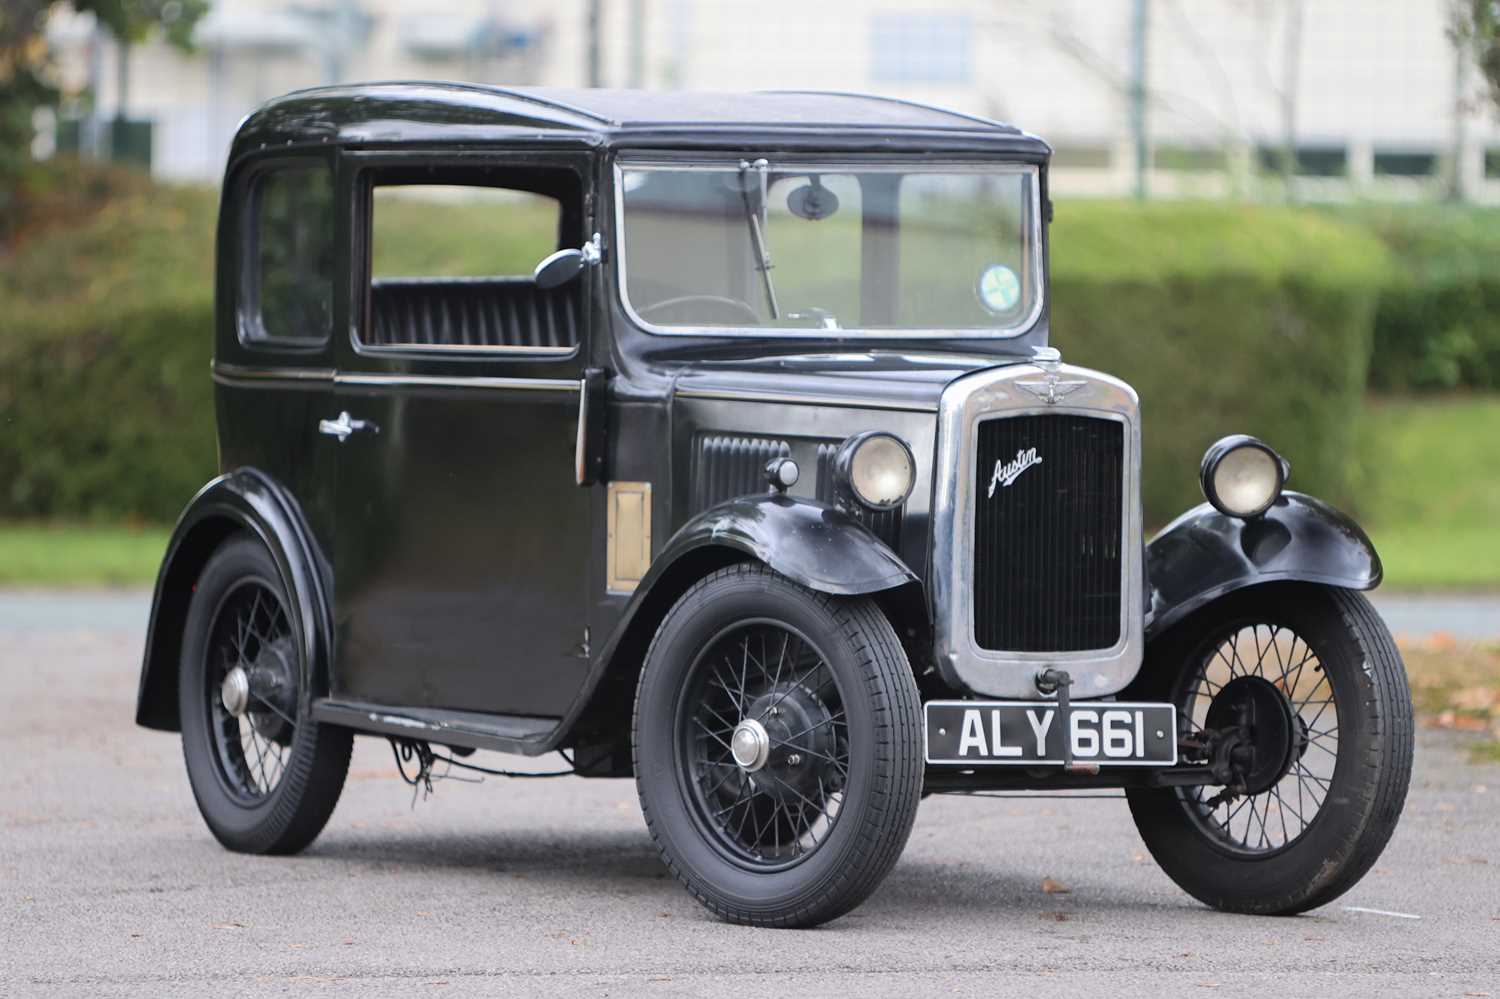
[618,161,1040,336]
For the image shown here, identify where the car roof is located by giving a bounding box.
[229,82,1051,162]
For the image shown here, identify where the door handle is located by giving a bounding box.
[318,411,378,443]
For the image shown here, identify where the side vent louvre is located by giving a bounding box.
[814,444,903,549]
[692,435,790,511]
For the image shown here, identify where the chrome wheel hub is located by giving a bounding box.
[221,666,251,718]
[730,718,771,772]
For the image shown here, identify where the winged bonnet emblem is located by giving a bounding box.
[1015,372,1089,405]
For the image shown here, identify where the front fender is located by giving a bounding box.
[1145,491,1381,639]
[136,468,331,731]
[659,493,917,596]
[554,493,919,749]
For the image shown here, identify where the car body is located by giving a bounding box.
[137,85,1411,927]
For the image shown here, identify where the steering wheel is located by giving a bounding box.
[637,295,762,326]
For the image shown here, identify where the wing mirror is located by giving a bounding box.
[533,233,602,290]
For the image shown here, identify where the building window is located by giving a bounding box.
[242,161,335,347]
[1256,144,1346,177]
[1373,150,1436,177]
[1153,146,1227,173]
[870,13,972,85]
[1050,145,1113,170]
[1484,149,1500,179]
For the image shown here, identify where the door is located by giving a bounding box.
[328,152,595,718]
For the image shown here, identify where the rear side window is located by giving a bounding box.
[242,162,335,346]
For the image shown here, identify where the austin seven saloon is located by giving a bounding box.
[136,84,1413,927]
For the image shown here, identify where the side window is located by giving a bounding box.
[362,168,581,352]
[371,186,561,280]
[242,162,335,346]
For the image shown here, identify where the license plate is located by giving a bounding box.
[924,700,1178,766]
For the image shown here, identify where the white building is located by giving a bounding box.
[43,0,1500,201]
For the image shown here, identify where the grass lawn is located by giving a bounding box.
[0,523,169,587]
[1356,394,1500,590]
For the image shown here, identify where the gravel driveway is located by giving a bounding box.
[1,591,1497,997]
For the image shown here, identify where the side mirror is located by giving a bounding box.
[533,234,602,290]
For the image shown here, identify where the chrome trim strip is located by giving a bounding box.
[613,159,1046,340]
[931,362,1145,700]
[675,386,938,413]
[574,376,590,484]
[212,361,336,384]
[334,373,580,392]
[355,342,579,357]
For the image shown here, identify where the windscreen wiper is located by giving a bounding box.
[738,158,780,320]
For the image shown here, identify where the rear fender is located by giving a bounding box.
[135,469,331,731]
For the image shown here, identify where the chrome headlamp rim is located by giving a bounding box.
[1199,434,1288,519]
[834,431,916,511]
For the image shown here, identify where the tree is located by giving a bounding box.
[0,0,205,237]
[1452,0,1500,115]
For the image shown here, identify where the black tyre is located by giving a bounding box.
[1126,583,1413,914]
[179,534,352,854]
[633,564,923,927]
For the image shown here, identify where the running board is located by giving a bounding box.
[311,698,561,755]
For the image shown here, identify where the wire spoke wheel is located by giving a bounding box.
[1176,621,1338,856]
[204,578,299,804]
[677,619,851,871]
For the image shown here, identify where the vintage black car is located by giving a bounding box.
[136,84,1413,928]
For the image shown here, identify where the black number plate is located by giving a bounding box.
[924,700,1178,766]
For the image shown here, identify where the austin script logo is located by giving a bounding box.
[987,447,1043,497]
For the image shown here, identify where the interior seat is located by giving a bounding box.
[368,277,577,350]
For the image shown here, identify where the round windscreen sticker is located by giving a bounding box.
[977,264,1022,315]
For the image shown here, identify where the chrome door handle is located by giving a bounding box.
[318,411,377,443]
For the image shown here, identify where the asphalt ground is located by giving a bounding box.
[2,592,1498,997]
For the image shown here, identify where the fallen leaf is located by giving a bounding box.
[1039,911,1070,922]
[210,922,245,930]
[1041,877,1070,894]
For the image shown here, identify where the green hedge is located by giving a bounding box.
[2,175,1393,527]
[1334,204,1500,391]
[1050,202,1389,522]
[0,167,219,522]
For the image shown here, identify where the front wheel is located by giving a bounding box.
[633,565,923,927]
[1126,583,1413,914]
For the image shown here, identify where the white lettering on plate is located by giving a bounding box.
[958,709,987,757]
[990,709,1022,757]
[1026,708,1055,756]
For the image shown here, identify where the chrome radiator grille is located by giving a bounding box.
[972,414,1125,652]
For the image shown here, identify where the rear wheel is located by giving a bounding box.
[1126,583,1413,914]
[633,564,923,927]
[179,535,351,854]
